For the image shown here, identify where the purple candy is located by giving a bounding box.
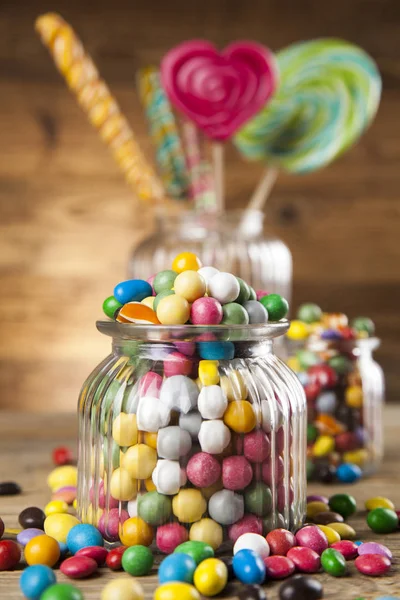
[55,486,77,494]
[307,495,329,504]
[321,329,342,340]
[17,528,44,546]
[174,341,197,356]
[358,542,392,560]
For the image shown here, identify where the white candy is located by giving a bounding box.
[127,499,137,518]
[152,459,187,495]
[260,399,284,433]
[208,272,240,304]
[198,419,231,454]
[208,489,244,525]
[157,426,192,460]
[179,410,203,440]
[233,532,270,558]
[136,396,171,432]
[198,385,228,419]
[159,375,199,414]
[197,266,220,290]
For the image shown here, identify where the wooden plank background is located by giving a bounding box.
[0,0,399,411]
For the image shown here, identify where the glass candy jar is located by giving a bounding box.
[285,337,384,483]
[130,210,293,303]
[77,321,306,551]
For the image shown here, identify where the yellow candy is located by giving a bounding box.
[345,385,363,408]
[327,522,356,540]
[306,501,330,519]
[109,467,137,501]
[174,271,206,303]
[172,489,207,523]
[91,452,104,478]
[144,432,158,450]
[101,577,145,600]
[317,525,341,544]
[286,357,302,372]
[223,400,256,433]
[141,296,155,309]
[199,361,220,386]
[287,320,309,341]
[145,477,157,492]
[172,252,202,273]
[155,583,200,600]
[343,449,369,466]
[120,516,153,547]
[190,518,223,551]
[47,465,78,491]
[157,294,190,325]
[44,500,69,517]
[193,558,228,597]
[44,513,80,544]
[112,413,138,447]
[195,377,203,391]
[122,444,157,479]
[220,370,247,402]
[25,534,60,567]
[313,435,335,457]
[72,499,77,511]
[365,496,395,511]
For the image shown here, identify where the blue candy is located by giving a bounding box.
[232,549,266,585]
[66,523,103,555]
[114,279,152,304]
[374,597,400,600]
[336,462,362,483]
[58,541,68,557]
[197,341,235,360]
[354,540,363,546]
[20,565,56,600]
[158,553,197,584]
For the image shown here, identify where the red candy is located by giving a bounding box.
[243,430,271,463]
[222,456,253,490]
[186,452,221,488]
[190,297,223,325]
[262,456,284,486]
[304,382,322,404]
[0,540,20,570]
[139,372,163,397]
[164,352,193,377]
[156,522,189,554]
[308,364,337,389]
[295,525,328,555]
[334,432,359,452]
[76,546,108,566]
[286,546,321,573]
[331,540,358,560]
[60,556,98,579]
[266,529,295,556]
[355,553,391,576]
[52,446,73,466]
[106,546,127,571]
[228,514,263,543]
[263,555,295,579]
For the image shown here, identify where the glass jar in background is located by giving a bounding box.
[130,210,292,303]
[285,336,384,483]
[77,321,306,551]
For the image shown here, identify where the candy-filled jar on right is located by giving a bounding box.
[284,304,384,484]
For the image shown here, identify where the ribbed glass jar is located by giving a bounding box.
[129,210,292,303]
[285,337,384,482]
[77,321,306,551]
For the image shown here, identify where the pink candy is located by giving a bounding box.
[357,542,392,560]
[228,514,263,543]
[355,553,391,576]
[256,290,269,301]
[262,456,284,486]
[186,452,221,488]
[263,555,295,579]
[98,508,129,542]
[60,556,98,579]
[286,546,321,573]
[222,456,253,491]
[243,430,270,463]
[139,372,163,397]
[190,297,223,325]
[164,352,193,377]
[76,546,108,566]
[90,481,118,510]
[156,522,189,554]
[295,525,329,555]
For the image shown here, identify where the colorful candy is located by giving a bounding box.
[121,545,154,576]
[101,577,144,600]
[40,583,84,600]
[20,564,57,599]
[320,548,346,576]
[0,540,21,570]
[158,552,196,584]
[193,557,228,596]
[233,533,270,559]
[24,535,60,568]
[232,548,266,585]
[60,556,98,579]
[355,553,391,576]
[367,508,399,534]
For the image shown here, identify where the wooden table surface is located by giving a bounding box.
[0,407,399,599]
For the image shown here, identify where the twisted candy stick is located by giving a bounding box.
[137,68,188,200]
[35,13,164,203]
[234,39,381,174]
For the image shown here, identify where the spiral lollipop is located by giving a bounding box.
[234,39,381,175]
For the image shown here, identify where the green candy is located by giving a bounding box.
[154,289,175,312]
[306,458,315,480]
[40,584,84,600]
[248,286,257,301]
[328,493,357,519]
[259,294,289,321]
[328,355,353,375]
[153,270,178,294]
[222,302,249,325]
[367,507,399,533]
[244,482,272,517]
[174,541,214,564]
[351,316,375,337]
[307,424,318,444]
[321,548,347,576]
[122,544,154,576]
[297,303,322,324]
[235,278,251,304]
[103,295,123,319]
[296,349,320,370]
[137,491,172,526]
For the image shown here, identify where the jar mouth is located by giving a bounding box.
[287,337,381,353]
[96,319,289,343]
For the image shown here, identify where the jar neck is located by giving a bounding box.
[297,337,380,357]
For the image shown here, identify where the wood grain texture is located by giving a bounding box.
[0,0,400,410]
[0,406,399,598]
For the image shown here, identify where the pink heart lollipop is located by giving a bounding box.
[161,39,278,141]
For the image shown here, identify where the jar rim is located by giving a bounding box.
[287,336,381,352]
[96,319,289,342]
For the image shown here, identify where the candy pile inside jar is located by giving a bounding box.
[286,303,378,484]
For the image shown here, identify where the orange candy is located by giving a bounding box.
[120,516,154,547]
[315,414,345,436]
[25,534,60,567]
[116,302,160,325]
[223,401,256,433]
[172,252,202,273]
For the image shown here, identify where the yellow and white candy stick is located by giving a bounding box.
[35,13,164,203]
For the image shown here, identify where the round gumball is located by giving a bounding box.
[186,453,221,488]
[164,352,193,377]
[222,456,253,491]
[25,535,60,567]
[243,301,269,324]
[174,541,214,565]
[320,548,346,577]
[208,490,244,525]
[174,271,206,303]
[153,270,178,294]
[122,545,154,576]
[235,278,251,304]
[222,302,249,325]
[233,533,270,559]
[120,517,154,547]
[228,515,263,543]
[189,519,223,551]
[190,297,223,325]
[259,294,288,321]
[197,266,219,287]
[172,489,207,524]
[154,290,175,312]
[172,252,202,273]
[243,430,270,463]
[198,385,228,419]
[208,272,240,304]
[156,523,189,554]
[157,294,190,325]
